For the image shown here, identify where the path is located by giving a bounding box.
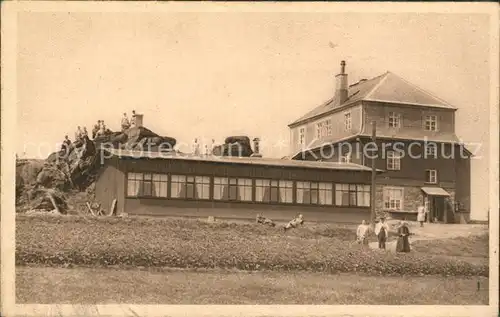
[368,221,488,252]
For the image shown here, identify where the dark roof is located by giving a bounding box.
[105,148,383,173]
[289,71,456,127]
[290,132,470,160]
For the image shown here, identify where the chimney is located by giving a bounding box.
[134,114,144,128]
[335,60,348,106]
[251,138,262,158]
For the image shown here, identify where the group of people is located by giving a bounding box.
[88,110,138,140]
[120,110,137,132]
[58,110,140,154]
[91,120,109,139]
[356,217,412,253]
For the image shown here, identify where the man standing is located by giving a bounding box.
[92,121,101,139]
[75,126,83,141]
[121,113,130,131]
[82,127,88,138]
[130,110,137,127]
[374,217,389,250]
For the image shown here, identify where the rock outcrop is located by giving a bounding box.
[212,135,254,157]
[16,125,177,212]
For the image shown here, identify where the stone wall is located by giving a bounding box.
[374,184,423,216]
[376,183,458,223]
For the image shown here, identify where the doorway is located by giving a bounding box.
[427,195,445,222]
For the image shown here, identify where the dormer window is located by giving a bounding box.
[316,119,332,139]
[425,115,438,131]
[388,112,401,128]
[298,127,305,145]
[344,112,352,131]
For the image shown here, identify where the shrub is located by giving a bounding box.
[15,215,488,277]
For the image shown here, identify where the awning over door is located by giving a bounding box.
[421,187,450,197]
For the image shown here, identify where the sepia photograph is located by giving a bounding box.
[1,1,499,316]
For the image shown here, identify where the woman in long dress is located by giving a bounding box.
[396,221,411,253]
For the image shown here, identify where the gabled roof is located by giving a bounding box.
[289,71,456,127]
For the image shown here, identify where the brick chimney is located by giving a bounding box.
[134,113,144,128]
[335,60,348,106]
[251,138,262,158]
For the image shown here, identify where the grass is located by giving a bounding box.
[15,215,488,276]
[16,266,489,305]
[411,234,489,258]
[14,215,490,305]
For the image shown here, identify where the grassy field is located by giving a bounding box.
[14,214,490,305]
[16,266,489,305]
[15,215,488,276]
[411,234,489,258]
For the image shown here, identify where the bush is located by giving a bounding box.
[15,215,488,277]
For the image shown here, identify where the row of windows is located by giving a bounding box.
[299,113,439,145]
[385,152,438,183]
[126,173,371,207]
[388,113,438,131]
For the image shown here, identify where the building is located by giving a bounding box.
[288,61,472,223]
[95,140,384,223]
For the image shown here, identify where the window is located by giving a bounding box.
[340,152,352,163]
[425,169,438,184]
[255,179,293,203]
[425,143,437,158]
[383,187,404,210]
[214,177,252,201]
[335,184,370,207]
[424,115,438,131]
[344,112,352,131]
[387,151,401,170]
[298,127,305,145]
[127,173,168,198]
[388,112,401,128]
[171,175,210,200]
[325,119,332,136]
[296,181,332,205]
[315,119,332,139]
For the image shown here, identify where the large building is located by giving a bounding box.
[95,144,383,223]
[288,61,471,223]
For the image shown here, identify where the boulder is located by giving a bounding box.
[36,167,67,190]
[212,135,254,157]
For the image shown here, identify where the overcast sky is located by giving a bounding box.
[16,11,492,219]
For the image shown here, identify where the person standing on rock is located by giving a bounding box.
[396,221,411,253]
[121,113,130,131]
[96,120,106,137]
[374,217,389,250]
[75,126,83,141]
[92,121,100,139]
[82,127,88,138]
[130,110,137,127]
[61,135,72,156]
[63,135,72,147]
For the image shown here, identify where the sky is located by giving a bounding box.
[16,11,492,219]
